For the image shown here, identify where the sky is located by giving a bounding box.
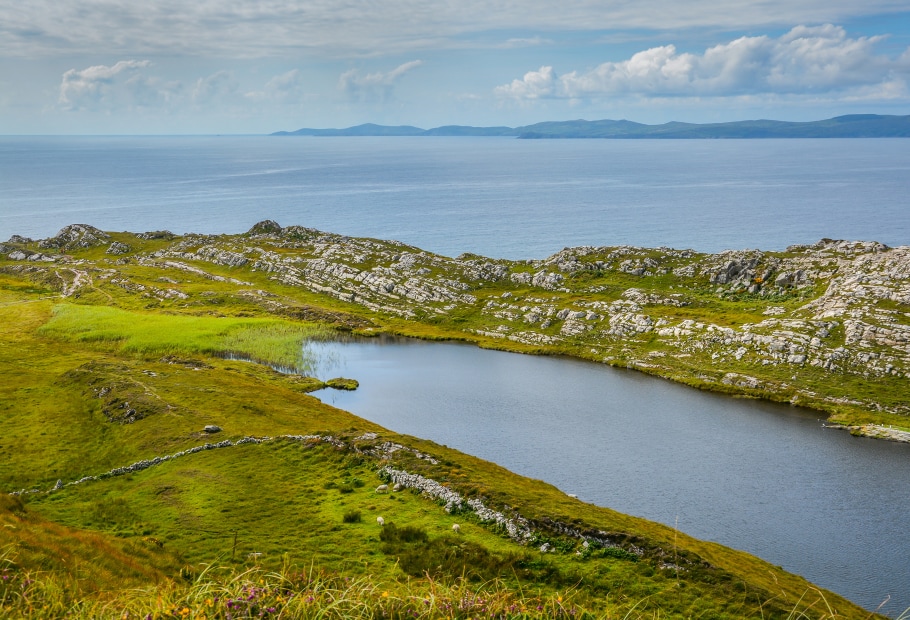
[2,0,910,134]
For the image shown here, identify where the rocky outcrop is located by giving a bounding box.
[106,241,131,255]
[248,219,283,236]
[39,224,111,251]
[7,249,56,262]
[136,230,175,240]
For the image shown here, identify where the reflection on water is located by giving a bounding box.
[220,339,343,377]
[310,335,910,615]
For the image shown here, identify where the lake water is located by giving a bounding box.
[311,336,910,616]
[2,136,910,258]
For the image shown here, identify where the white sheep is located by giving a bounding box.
[377,516,385,526]
[452,523,460,533]
[375,484,389,493]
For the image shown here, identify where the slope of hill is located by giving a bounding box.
[1,222,902,618]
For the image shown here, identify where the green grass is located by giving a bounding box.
[38,304,333,374]
[9,558,862,620]
[11,437,877,619]
[325,377,359,390]
[0,240,895,619]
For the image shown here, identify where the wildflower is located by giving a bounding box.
[382,591,389,598]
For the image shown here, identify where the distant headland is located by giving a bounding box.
[273,114,910,139]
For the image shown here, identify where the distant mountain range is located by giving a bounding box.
[273,114,910,138]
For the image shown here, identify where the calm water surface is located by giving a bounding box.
[2,136,910,257]
[312,336,910,615]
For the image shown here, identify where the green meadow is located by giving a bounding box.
[38,304,333,375]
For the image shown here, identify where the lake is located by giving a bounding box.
[311,335,910,615]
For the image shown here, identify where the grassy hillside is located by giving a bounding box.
[0,230,897,618]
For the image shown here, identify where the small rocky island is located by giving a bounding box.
[3,221,909,437]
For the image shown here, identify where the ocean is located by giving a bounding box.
[2,136,909,255]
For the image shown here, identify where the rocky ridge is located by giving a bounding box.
[4,223,909,427]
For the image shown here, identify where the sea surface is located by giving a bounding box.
[2,136,910,256]
[3,136,910,614]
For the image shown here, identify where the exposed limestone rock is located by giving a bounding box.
[136,230,175,240]
[106,241,131,255]
[7,249,56,262]
[39,224,111,250]
[248,220,283,235]
[531,271,563,290]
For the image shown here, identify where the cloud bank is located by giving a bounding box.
[495,25,910,101]
[5,0,910,57]
[58,62,314,113]
[339,60,423,102]
[58,60,177,111]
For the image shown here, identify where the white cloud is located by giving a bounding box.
[5,1,910,58]
[245,69,308,103]
[339,60,423,102]
[495,66,558,100]
[58,60,181,111]
[191,70,240,104]
[58,62,257,114]
[496,25,910,101]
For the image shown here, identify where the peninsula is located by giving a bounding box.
[1,222,905,618]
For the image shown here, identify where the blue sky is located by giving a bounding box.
[2,0,909,134]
